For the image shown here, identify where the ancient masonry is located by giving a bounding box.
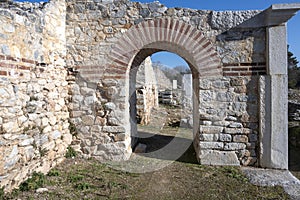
[135,57,158,125]
[0,0,299,192]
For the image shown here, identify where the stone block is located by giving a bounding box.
[102,126,125,133]
[224,143,246,150]
[200,150,240,166]
[229,122,243,128]
[216,92,234,102]
[249,133,258,142]
[51,130,62,140]
[113,133,126,142]
[200,126,223,134]
[212,79,230,89]
[42,141,55,151]
[134,143,147,153]
[95,116,107,126]
[213,121,230,127]
[19,138,34,146]
[2,121,19,133]
[63,133,73,145]
[230,78,245,86]
[199,79,211,90]
[199,134,219,141]
[234,86,247,93]
[104,102,116,111]
[232,102,247,113]
[201,121,213,126]
[82,115,95,126]
[200,142,224,149]
[219,134,232,142]
[200,90,214,101]
[34,134,48,146]
[5,145,19,169]
[224,128,243,134]
[233,135,248,143]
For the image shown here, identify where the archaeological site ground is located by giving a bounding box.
[0,0,300,196]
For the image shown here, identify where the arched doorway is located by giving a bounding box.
[106,18,222,163]
[131,51,196,162]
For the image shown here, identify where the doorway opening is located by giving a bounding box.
[129,51,198,164]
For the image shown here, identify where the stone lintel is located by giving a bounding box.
[265,3,300,26]
[238,3,300,28]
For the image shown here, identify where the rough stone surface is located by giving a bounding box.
[0,0,297,193]
[134,143,147,153]
[135,57,158,125]
[0,0,70,192]
[200,150,240,166]
[242,167,300,200]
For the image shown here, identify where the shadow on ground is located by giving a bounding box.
[135,131,198,164]
[289,126,300,179]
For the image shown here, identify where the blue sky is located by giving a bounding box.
[17,0,300,67]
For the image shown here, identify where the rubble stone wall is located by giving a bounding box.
[0,0,71,192]
[65,0,266,164]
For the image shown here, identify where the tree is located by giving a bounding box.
[288,49,299,69]
[288,47,300,89]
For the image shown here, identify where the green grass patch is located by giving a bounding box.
[68,174,84,183]
[74,182,92,190]
[19,172,46,192]
[221,166,248,183]
[65,146,77,158]
[48,169,61,177]
[0,187,4,199]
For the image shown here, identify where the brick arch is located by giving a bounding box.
[106,18,222,79]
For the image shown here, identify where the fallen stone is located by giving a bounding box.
[36,188,48,193]
[134,143,147,153]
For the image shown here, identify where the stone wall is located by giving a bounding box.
[136,56,158,125]
[65,0,266,163]
[0,0,71,192]
[0,0,296,192]
[197,77,259,166]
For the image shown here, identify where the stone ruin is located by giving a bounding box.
[0,0,299,192]
[135,56,158,125]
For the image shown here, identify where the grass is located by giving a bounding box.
[65,146,77,158]
[47,169,61,177]
[0,187,4,199]
[19,172,46,192]
[2,158,290,200]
